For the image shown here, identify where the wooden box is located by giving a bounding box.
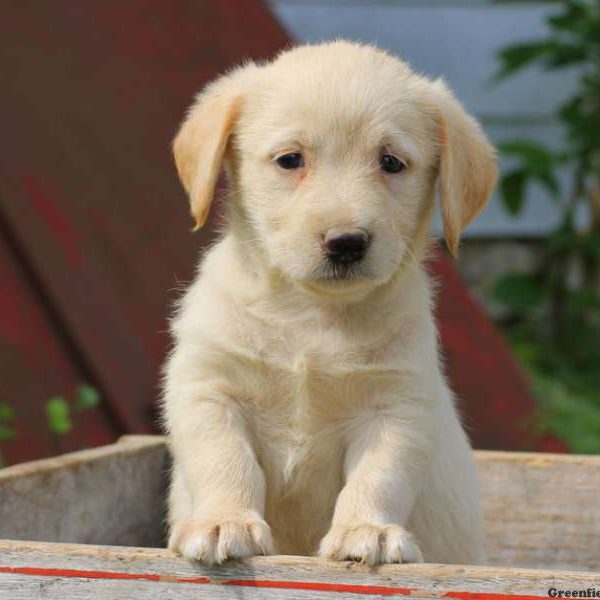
[0,435,598,599]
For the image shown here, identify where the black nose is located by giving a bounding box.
[323,228,370,265]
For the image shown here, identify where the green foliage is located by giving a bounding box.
[495,0,600,212]
[500,170,528,215]
[0,425,17,443]
[0,384,102,467]
[509,330,600,453]
[46,396,72,436]
[497,141,562,214]
[0,403,16,443]
[0,404,14,422]
[494,0,600,452]
[496,39,585,80]
[493,273,545,311]
[75,384,101,410]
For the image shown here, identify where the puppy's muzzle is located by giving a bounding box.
[323,228,370,265]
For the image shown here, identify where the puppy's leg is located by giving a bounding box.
[319,409,432,565]
[166,389,274,564]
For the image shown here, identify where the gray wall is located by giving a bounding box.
[268,0,579,237]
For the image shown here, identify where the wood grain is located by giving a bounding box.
[0,539,599,600]
[0,436,167,548]
[479,450,600,571]
[0,437,597,573]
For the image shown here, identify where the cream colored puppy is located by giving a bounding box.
[163,40,497,566]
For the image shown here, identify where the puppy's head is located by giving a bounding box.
[174,41,497,297]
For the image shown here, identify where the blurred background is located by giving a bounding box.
[1,0,598,467]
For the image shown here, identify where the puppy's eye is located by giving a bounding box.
[276,152,304,170]
[379,154,406,174]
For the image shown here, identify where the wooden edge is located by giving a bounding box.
[118,435,600,465]
[0,539,598,598]
[0,435,166,480]
[475,449,600,466]
[2,435,598,482]
[117,434,166,446]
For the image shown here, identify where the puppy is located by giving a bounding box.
[163,40,497,566]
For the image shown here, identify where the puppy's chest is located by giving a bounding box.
[248,325,384,416]
[238,323,399,479]
[254,348,347,508]
[252,339,353,432]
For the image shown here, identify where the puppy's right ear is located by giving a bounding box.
[173,66,254,230]
[432,80,497,256]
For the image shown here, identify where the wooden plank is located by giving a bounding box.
[0,0,289,433]
[0,436,167,548]
[0,539,599,600]
[0,232,117,466]
[479,451,600,571]
[0,437,596,571]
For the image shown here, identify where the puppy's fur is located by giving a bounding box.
[163,41,497,565]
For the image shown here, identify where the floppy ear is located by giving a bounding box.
[433,80,498,256]
[173,66,252,230]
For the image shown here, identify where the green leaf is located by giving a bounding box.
[535,170,561,198]
[547,3,588,33]
[544,43,587,68]
[559,93,600,150]
[500,169,527,215]
[495,41,555,80]
[498,140,561,202]
[0,451,4,469]
[529,370,600,454]
[493,273,546,312]
[547,227,578,254]
[558,95,582,124]
[566,289,600,313]
[498,139,559,171]
[0,425,17,442]
[46,396,72,436]
[581,233,600,259]
[0,404,14,422]
[495,37,587,81]
[75,384,101,411]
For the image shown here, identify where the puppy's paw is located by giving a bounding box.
[169,512,275,564]
[319,523,423,566]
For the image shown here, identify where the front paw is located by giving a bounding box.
[169,512,275,564]
[319,523,423,565]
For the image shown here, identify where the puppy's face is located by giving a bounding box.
[233,49,439,295]
[174,42,497,298]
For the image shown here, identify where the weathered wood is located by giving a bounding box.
[0,436,167,548]
[479,450,600,571]
[0,437,598,573]
[0,539,599,600]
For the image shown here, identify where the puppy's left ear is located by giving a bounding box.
[173,65,256,230]
[433,80,498,256]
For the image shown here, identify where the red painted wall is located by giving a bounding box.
[0,0,564,464]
